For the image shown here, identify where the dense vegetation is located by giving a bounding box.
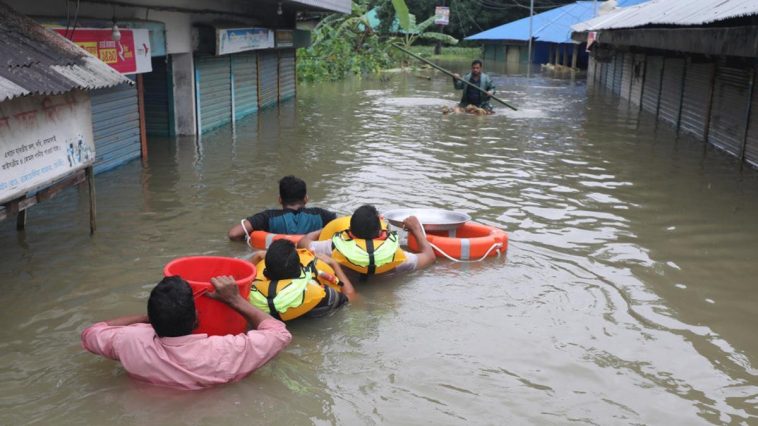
[297,0,578,82]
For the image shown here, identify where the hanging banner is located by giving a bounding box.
[53,28,152,74]
[586,31,598,51]
[217,28,275,55]
[0,92,95,204]
[434,7,450,26]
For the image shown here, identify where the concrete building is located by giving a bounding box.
[3,0,350,174]
[573,0,758,168]
[0,2,131,227]
[467,0,647,70]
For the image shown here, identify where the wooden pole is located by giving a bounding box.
[86,165,96,235]
[136,74,148,166]
[392,44,518,110]
[16,210,26,231]
[571,44,579,69]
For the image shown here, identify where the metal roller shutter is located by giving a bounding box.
[605,56,615,91]
[620,53,633,100]
[91,76,141,174]
[278,49,296,101]
[745,66,758,166]
[143,56,173,137]
[258,51,278,109]
[642,56,663,114]
[679,62,715,140]
[196,56,232,133]
[708,66,752,156]
[232,52,258,120]
[658,58,685,127]
[612,55,623,94]
[629,54,645,106]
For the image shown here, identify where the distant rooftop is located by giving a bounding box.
[466,0,649,43]
[573,0,758,32]
[0,1,130,102]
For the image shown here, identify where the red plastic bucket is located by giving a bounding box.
[163,256,256,336]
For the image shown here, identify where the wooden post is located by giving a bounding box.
[739,67,755,165]
[16,210,26,231]
[86,165,96,235]
[563,45,570,67]
[136,74,148,166]
[555,46,561,66]
[571,44,579,69]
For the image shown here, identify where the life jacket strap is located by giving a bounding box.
[267,280,282,321]
[365,238,376,276]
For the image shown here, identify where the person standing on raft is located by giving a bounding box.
[298,205,436,279]
[80,276,291,390]
[228,175,337,241]
[248,239,357,320]
[452,59,496,113]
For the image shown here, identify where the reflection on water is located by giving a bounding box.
[1,64,758,424]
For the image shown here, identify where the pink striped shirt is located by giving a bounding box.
[81,319,291,390]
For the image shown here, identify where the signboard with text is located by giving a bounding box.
[53,28,152,75]
[217,28,275,55]
[276,30,294,48]
[434,7,450,26]
[0,92,95,204]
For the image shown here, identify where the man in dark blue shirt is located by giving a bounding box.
[228,176,337,241]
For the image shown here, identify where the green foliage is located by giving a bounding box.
[297,2,395,82]
[391,0,411,32]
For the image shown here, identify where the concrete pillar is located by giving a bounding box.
[571,44,579,69]
[171,53,196,136]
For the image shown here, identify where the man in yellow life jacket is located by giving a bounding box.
[298,204,436,278]
[248,239,356,320]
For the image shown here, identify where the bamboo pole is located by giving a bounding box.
[392,44,518,111]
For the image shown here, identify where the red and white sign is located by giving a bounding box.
[54,28,152,75]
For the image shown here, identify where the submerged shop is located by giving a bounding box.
[4,0,350,174]
[573,0,758,168]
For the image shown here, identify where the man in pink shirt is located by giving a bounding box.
[81,275,292,390]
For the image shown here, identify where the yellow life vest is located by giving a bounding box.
[249,249,341,321]
[330,230,406,275]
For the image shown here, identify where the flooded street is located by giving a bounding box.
[1,64,758,424]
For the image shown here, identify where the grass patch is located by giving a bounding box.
[408,45,482,61]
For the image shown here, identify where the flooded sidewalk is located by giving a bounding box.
[1,68,757,424]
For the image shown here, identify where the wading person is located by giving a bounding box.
[228,175,337,241]
[298,204,436,279]
[80,276,291,390]
[452,59,495,113]
[248,239,357,320]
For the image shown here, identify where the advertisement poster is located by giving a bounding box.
[0,91,95,204]
[53,28,152,74]
[434,7,450,26]
[217,28,275,55]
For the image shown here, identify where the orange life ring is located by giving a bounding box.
[248,231,304,250]
[407,221,508,260]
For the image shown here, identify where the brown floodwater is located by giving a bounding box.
[1,63,757,425]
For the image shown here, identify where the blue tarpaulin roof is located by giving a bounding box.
[466,0,648,43]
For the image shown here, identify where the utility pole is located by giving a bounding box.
[527,0,534,78]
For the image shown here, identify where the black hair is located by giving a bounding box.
[350,204,381,239]
[147,276,197,337]
[279,175,307,205]
[263,239,302,280]
[472,59,483,67]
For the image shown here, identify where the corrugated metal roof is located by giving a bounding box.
[0,1,130,102]
[574,0,758,32]
[466,1,605,43]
